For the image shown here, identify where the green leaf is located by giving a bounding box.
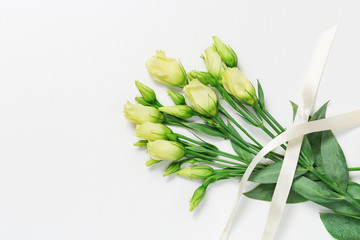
[348,182,360,200]
[310,101,329,121]
[227,121,253,163]
[320,130,349,190]
[307,101,329,167]
[320,213,360,240]
[292,176,344,203]
[244,183,308,204]
[319,200,360,216]
[249,162,308,184]
[180,122,227,138]
[290,101,298,121]
[257,80,265,109]
[300,136,315,167]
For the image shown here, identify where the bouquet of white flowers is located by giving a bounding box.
[124,36,360,239]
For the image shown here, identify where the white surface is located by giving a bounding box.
[1,0,360,240]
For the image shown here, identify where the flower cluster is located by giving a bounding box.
[124,36,262,210]
[123,36,360,239]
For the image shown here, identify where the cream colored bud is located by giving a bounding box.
[146,50,188,87]
[204,47,227,80]
[147,140,186,161]
[190,185,207,211]
[135,122,173,141]
[212,36,238,67]
[167,90,186,105]
[123,102,163,124]
[183,79,218,117]
[222,68,257,106]
[159,105,193,119]
[177,166,214,179]
[135,81,156,103]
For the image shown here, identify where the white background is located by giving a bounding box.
[1,0,360,239]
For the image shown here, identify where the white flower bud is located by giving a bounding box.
[123,102,163,124]
[183,79,218,117]
[147,140,186,161]
[204,47,227,80]
[135,122,173,141]
[177,166,214,179]
[222,68,257,106]
[212,36,238,67]
[159,105,193,119]
[146,50,188,87]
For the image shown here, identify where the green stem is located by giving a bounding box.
[215,115,257,155]
[263,109,285,132]
[349,167,360,171]
[186,150,247,166]
[193,158,240,169]
[255,105,282,135]
[175,133,214,149]
[229,94,261,125]
[217,85,261,126]
[218,105,262,147]
[215,115,282,162]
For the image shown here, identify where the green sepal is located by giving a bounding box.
[146,159,161,167]
[135,97,151,106]
[257,80,265,110]
[133,140,148,147]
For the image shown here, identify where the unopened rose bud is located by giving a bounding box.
[212,36,238,67]
[146,50,188,87]
[177,166,214,179]
[167,90,186,105]
[135,122,173,141]
[203,47,227,80]
[147,140,186,161]
[159,105,193,119]
[222,68,257,106]
[183,79,218,117]
[145,159,161,167]
[124,102,164,124]
[135,81,156,103]
[190,185,207,211]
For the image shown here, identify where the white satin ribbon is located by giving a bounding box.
[220,109,360,239]
[261,23,339,240]
[219,24,359,240]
